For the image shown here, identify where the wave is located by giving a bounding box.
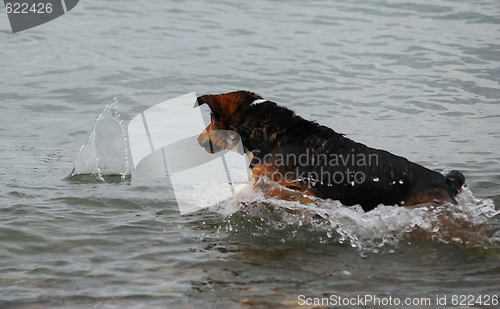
[208,180,500,254]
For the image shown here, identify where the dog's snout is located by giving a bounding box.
[197,128,218,154]
[198,128,209,146]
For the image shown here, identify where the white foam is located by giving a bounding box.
[205,179,499,253]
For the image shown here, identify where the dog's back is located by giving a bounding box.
[246,103,463,211]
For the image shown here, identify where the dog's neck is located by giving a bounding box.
[238,99,269,144]
[240,117,261,143]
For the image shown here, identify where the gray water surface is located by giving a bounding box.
[1,0,500,308]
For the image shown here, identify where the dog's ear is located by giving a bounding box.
[194,96,208,108]
[194,91,264,116]
[193,93,233,118]
[194,95,224,115]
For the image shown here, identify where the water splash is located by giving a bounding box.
[69,97,131,182]
[206,179,499,254]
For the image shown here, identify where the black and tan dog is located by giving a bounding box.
[196,90,465,211]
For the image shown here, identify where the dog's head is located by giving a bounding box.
[196,90,263,153]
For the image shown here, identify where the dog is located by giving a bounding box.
[196,90,465,212]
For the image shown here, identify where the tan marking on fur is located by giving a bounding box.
[251,163,316,204]
[403,187,455,206]
[200,92,243,120]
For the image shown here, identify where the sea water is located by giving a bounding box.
[1,0,500,308]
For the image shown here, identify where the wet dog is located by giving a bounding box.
[196,90,465,211]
